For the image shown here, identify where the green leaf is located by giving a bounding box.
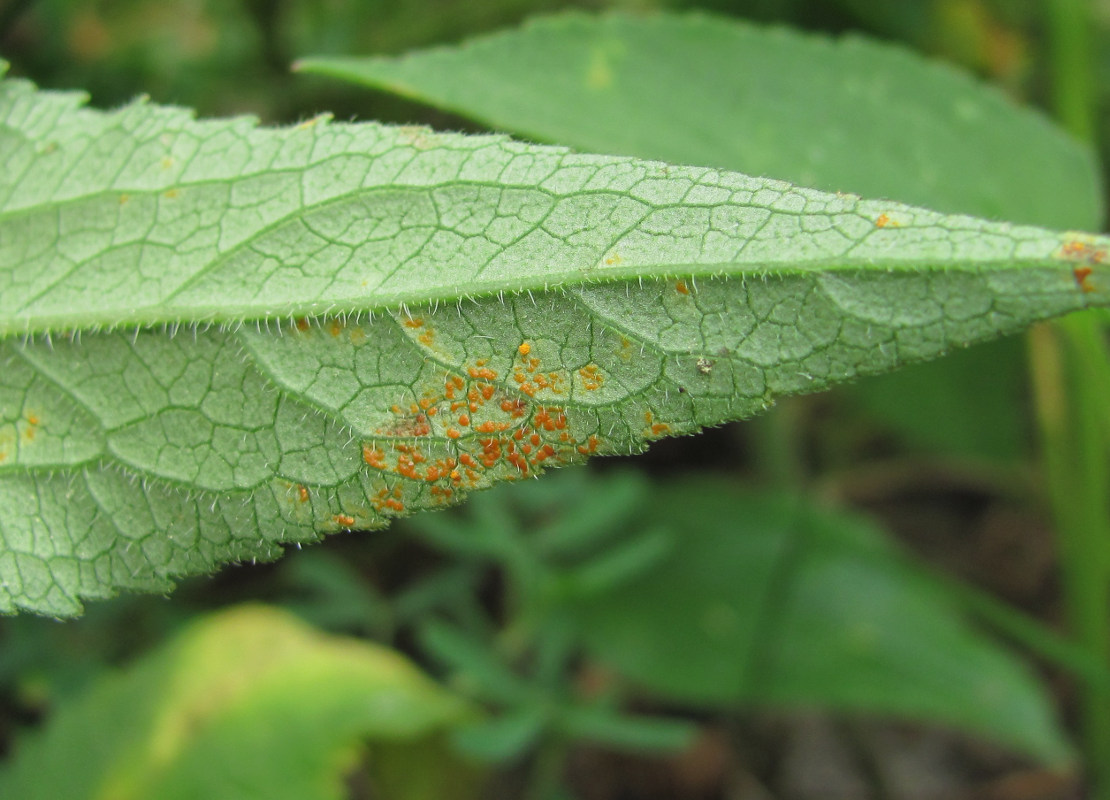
[571,480,1072,765]
[3,60,1109,616]
[296,11,1101,229]
[299,12,1102,462]
[0,605,483,800]
[450,708,548,762]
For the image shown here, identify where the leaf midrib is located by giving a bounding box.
[3,253,1077,339]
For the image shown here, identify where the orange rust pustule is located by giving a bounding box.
[378,412,432,438]
[334,514,356,527]
[578,364,604,391]
[1060,239,1107,267]
[297,485,310,503]
[363,445,386,469]
[1075,266,1096,293]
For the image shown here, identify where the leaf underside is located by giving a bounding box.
[2,64,1108,616]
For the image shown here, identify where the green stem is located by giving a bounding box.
[1029,322,1110,792]
[1040,1,1110,793]
[749,395,806,489]
[1046,0,1098,143]
[525,735,569,800]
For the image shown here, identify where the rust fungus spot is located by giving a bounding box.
[1061,239,1107,266]
[118,194,130,205]
[404,318,424,328]
[329,320,343,337]
[362,445,386,468]
[335,514,356,527]
[294,318,310,332]
[468,366,498,381]
[447,428,462,439]
[518,342,531,356]
[604,252,623,266]
[384,499,405,512]
[651,423,670,436]
[163,188,179,199]
[161,156,174,170]
[418,329,435,347]
[1075,266,1096,292]
[26,414,39,426]
[875,213,896,228]
[577,435,600,455]
[578,363,604,391]
[297,485,310,503]
[675,281,690,295]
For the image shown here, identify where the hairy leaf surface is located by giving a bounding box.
[2,64,1108,615]
[298,12,1104,464]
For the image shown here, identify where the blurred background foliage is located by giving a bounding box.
[0,0,1094,127]
[2,0,1109,798]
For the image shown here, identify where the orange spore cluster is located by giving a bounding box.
[334,514,356,527]
[371,484,407,513]
[578,364,604,392]
[875,213,898,228]
[297,485,310,503]
[468,366,498,381]
[362,444,386,468]
[642,410,671,438]
[1075,266,1096,292]
[360,345,617,508]
[675,280,690,295]
[1061,240,1106,263]
[1058,240,1105,292]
